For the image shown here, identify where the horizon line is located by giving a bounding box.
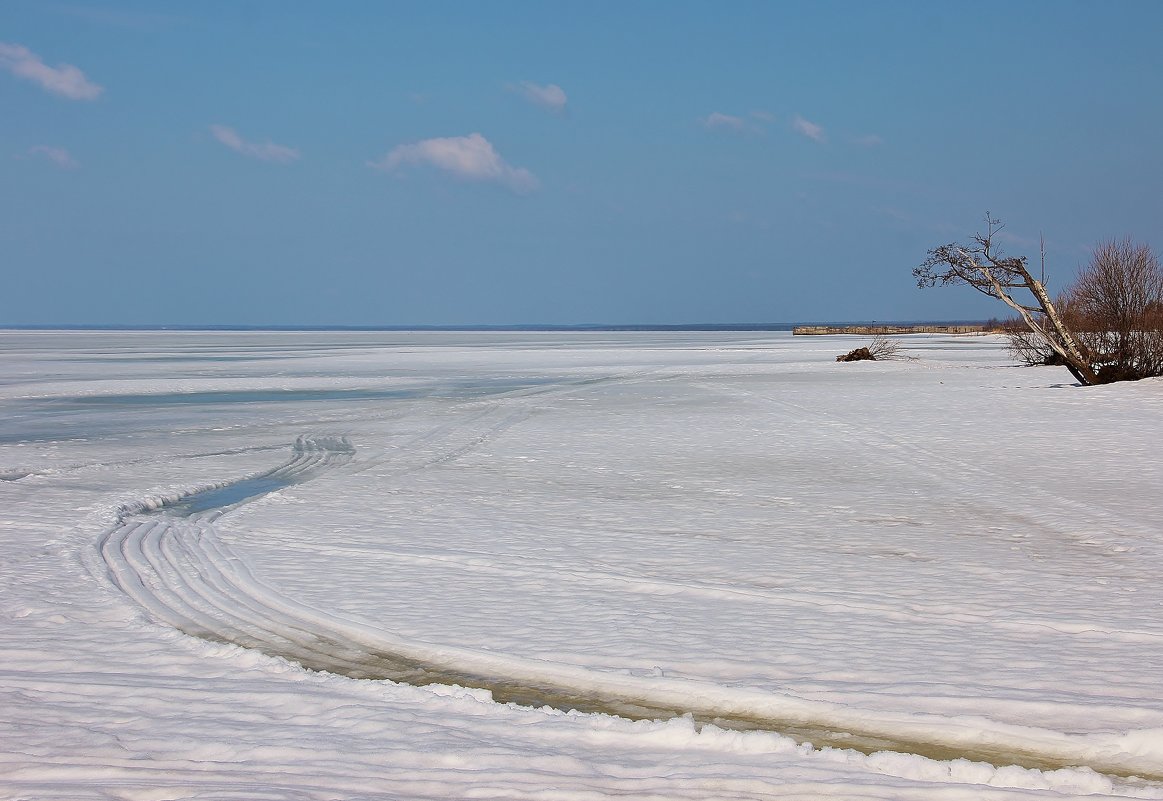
[0,319,993,333]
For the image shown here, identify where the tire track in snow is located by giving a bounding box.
[342,365,668,479]
[345,404,532,478]
[91,434,1163,782]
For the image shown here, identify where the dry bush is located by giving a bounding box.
[1066,239,1163,382]
[1004,307,1069,366]
[836,335,904,363]
[868,335,902,360]
[1007,327,1066,366]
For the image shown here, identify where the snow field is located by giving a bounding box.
[2,330,1162,799]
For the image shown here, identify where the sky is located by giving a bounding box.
[2,1,1162,327]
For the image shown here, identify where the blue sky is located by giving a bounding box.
[3,1,1162,326]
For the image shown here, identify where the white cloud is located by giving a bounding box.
[210,125,300,164]
[28,145,78,168]
[792,114,825,142]
[368,132,538,193]
[512,81,567,113]
[701,112,747,131]
[0,41,103,100]
[853,133,883,147]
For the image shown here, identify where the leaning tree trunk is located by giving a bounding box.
[1023,275,1100,385]
[962,250,1098,385]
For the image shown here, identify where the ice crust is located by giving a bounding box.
[2,329,1162,799]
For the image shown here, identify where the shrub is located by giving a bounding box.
[867,335,901,360]
[836,336,902,363]
[1066,239,1163,382]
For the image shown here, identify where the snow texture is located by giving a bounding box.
[2,329,1162,799]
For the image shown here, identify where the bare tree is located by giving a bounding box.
[1067,238,1163,382]
[915,215,1099,385]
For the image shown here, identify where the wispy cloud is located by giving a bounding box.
[510,81,567,113]
[368,133,538,193]
[28,145,78,168]
[0,42,103,100]
[701,110,774,134]
[701,112,747,132]
[792,114,825,142]
[853,133,883,147]
[210,125,301,163]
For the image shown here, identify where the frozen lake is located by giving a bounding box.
[2,329,1162,799]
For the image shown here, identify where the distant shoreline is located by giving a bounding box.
[792,324,993,336]
[0,321,990,333]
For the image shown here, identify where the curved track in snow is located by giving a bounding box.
[94,436,1163,782]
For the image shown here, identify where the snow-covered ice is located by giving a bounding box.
[2,329,1162,799]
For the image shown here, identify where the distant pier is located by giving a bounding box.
[792,324,990,336]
